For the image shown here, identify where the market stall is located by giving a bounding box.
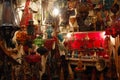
[0,0,120,80]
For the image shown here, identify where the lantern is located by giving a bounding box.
[25,54,41,63]
[36,46,48,55]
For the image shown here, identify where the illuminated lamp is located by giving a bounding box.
[52,8,59,17]
[25,53,41,63]
[66,33,72,39]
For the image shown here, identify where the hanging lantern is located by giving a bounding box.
[46,25,53,39]
[0,0,20,48]
[16,31,28,44]
[105,16,120,38]
[20,0,33,26]
[104,0,114,10]
[27,20,35,36]
[33,35,44,47]
[111,3,119,15]
[111,26,118,38]
[25,54,41,63]
[57,33,64,42]
[36,46,48,55]
[44,39,55,50]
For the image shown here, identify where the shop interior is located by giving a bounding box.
[0,0,120,80]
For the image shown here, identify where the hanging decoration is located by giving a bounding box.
[44,39,56,50]
[16,30,28,44]
[27,20,35,36]
[34,32,48,55]
[111,3,120,20]
[33,35,44,47]
[105,17,120,38]
[2,0,19,26]
[105,1,120,38]
[25,53,41,63]
[20,0,32,26]
[0,0,20,48]
[33,35,48,55]
[46,25,54,39]
[57,33,64,42]
[103,0,114,10]
[36,46,48,55]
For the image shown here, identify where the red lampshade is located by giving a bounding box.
[25,54,41,63]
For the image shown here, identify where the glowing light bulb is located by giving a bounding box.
[66,33,71,39]
[53,8,59,16]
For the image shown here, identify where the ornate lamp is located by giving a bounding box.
[0,24,19,48]
[0,0,20,48]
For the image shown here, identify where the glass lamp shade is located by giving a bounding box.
[36,46,48,55]
[25,54,41,63]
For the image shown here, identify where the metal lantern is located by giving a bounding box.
[0,0,20,48]
[0,25,19,48]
